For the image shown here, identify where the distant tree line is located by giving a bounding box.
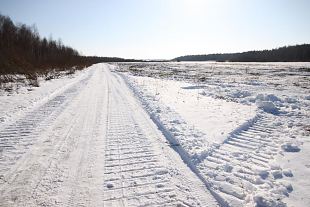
[173,44,310,62]
[0,14,138,75]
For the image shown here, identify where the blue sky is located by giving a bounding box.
[1,0,310,59]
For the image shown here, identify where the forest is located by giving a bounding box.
[174,44,310,62]
[0,14,136,76]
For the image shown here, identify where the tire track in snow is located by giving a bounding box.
[103,105,175,206]
[121,71,292,206]
[0,64,219,207]
[0,70,93,176]
[30,67,107,207]
[65,75,101,207]
[197,114,288,206]
[0,67,101,206]
[102,68,217,207]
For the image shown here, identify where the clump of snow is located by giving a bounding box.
[266,94,282,102]
[230,90,252,98]
[270,163,281,170]
[155,169,168,175]
[256,100,279,114]
[284,97,297,103]
[218,182,245,199]
[254,94,282,114]
[253,194,286,207]
[256,94,282,102]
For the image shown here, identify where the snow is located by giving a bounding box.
[280,134,310,206]
[0,63,218,207]
[0,68,90,127]
[115,61,310,207]
[1,62,309,207]
[124,75,256,152]
[256,100,279,114]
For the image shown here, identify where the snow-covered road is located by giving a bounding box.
[0,64,219,206]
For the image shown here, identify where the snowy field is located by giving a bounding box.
[115,62,310,207]
[0,62,309,207]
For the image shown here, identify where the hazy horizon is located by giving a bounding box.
[1,0,310,59]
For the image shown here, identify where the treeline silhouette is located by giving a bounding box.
[174,44,310,62]
[0,14,136,76]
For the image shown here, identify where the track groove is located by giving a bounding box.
[196,114,287,206]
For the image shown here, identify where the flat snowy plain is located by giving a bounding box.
[0,62,309,207]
